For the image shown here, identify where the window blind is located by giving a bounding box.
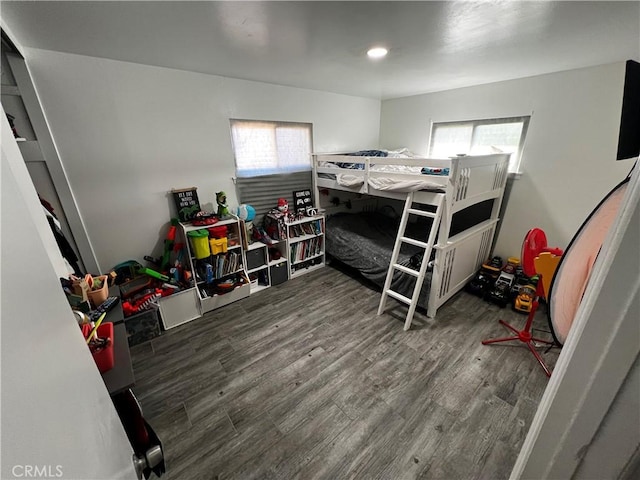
[235,171,312,224]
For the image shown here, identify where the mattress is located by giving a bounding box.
[326,212,434,309]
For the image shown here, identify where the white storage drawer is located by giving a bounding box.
[158,287,201,330]
[199,281,250,313]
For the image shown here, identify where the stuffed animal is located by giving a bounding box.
[216,191,230,218]
[277,198,289,214]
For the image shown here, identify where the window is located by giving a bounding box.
[230,119,313,177]
[230,119,314,221]
[429,116,530,173]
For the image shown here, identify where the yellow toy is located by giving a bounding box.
[514,284,536,313]
[209,237,228,255]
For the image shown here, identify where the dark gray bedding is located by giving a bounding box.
[325,212,434,309]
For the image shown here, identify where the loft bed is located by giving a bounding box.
[313,151,510,319]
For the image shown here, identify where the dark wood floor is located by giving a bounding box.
[130,266,559,479]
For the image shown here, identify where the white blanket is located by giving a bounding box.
[368,177,445,192]
[336,174,365,187]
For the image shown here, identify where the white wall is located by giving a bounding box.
[380,62,633,258]
[574,354,639,479]
[1,110,137,479]
[22,48,633,268]
[23,48,381,272]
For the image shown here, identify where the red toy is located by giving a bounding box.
[482,228,563,377]
[122,287,173,317]
[277,198,289,214]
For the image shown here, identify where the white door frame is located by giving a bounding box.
[5,46,100,273]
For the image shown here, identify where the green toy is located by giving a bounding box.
[138,267,170,282]
[216,191,230,218]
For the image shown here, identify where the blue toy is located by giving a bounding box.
[236,204,256,222]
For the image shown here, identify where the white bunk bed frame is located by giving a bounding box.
[313,152,510,318]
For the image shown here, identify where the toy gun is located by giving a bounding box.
[122,289,162,317]
[138,267,170,282]
[143,218,179,273]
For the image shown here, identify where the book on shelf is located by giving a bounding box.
[288,219,323,238]
[211,251,242,278]
[289,237,323,263]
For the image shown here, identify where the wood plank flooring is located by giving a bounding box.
[130,265,559,479]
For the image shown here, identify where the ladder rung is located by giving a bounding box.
[407,208,437,218]
[401,236,429,248]
[393,263,419,277]
[385,289,412,305]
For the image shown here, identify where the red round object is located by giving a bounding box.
[521,228,548,277]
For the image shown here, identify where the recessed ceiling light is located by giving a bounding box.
[367,47,388,59]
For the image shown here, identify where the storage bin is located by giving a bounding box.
[264,212,287,240]
[270,262,288,286]
[124,307,160,346]
[199,275,250,313]
[73,274,109,307]
[82,322,115,373]
[208,225,228,238]
[246,248,266,271]
[86,275,109,308]
[187,229,211,259]
[209,237,228,255]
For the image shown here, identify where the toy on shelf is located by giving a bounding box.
[208,225,228,239]
[252,225,275,245]
[209,237,228,255]
[268,247,282,261]
[216,191,230,218]
[237,204,256,244]
[187,229,211,259]
[237,204,256,222]
[192,211,218,226]
[277,198,289,214]
[264,203,288,241]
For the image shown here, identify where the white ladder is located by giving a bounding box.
[377,191,445,330]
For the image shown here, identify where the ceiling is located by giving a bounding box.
[2,1,639,100]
